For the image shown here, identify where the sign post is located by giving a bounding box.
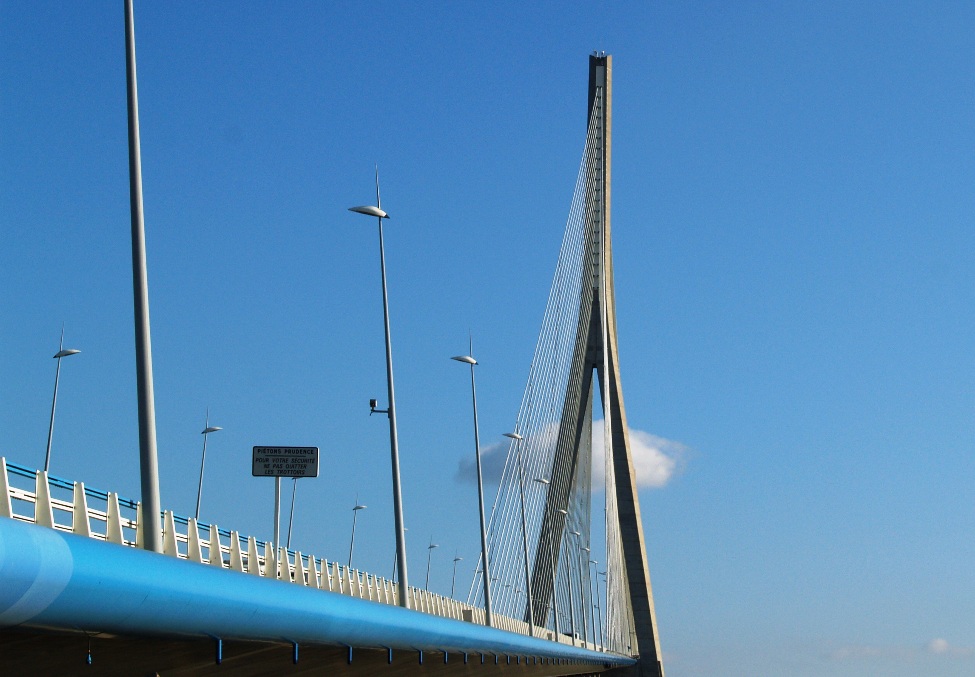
[252,447,319,555]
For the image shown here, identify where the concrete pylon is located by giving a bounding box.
[530,54,665,677]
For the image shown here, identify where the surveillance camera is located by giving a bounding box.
[369,398,378,409]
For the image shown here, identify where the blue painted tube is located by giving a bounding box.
[0,519,633,667]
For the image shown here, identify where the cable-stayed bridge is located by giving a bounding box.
[0,44,664,677]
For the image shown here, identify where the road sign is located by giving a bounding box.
[252,446,319,478]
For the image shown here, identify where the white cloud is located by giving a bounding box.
[829,645,885,661]
[592,419,686,490]
[455,440,507,485]
[456,420,687,490]
[828,639,973,662]
[927,638,973,657]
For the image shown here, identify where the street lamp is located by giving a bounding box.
[533,477,560,640]
[286,478,298,549]
[451,346,493,626]
[349,170,409,608]
[451,554,463,598]
[504,431,535,637]
[582,545,597,650]
[558,509,576,645]
[348,500,367,568]
[425,539,439,590]
[570,530,589,648]
[590,559,604,650]
[392,527,409,580]
[44,327,80,473]
[194,409,222,519]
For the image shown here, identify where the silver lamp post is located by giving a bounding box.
[570,530,589,648]
[533,478,560,640]
[392,527,408,580]
[451,554,463,598]
[559,509,576,645]
[194,409,222,519]
[582,545,597,650]
[350,170,409,608]
[124,0,162,554]
[44,328,80,473]
[451,347,493,626]
[590,559,604,650]
[425,540,439,590]
[348,501,367,568]
[286,478,298,549]
[504,431,535,637]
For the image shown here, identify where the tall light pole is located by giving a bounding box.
[425,539,439,590]
[350,169,409,607]
[286,478,298,549]
[44,327,80,473]
[451,554,463,598]
[392,527,408,580]
[583,545,597,650]
[534,477,560,640]
[451,346,493,626]
[194,409,222,520]
[590,559,604,650]
[348,500,366,568]
[124,0,162,554]
[504,431,535,637]
[559,509,576,645]
[570,530,589,648]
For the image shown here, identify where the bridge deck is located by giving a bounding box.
[0,460,634,675]
[1,630,608,676]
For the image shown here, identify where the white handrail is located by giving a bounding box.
[0,457,601,651]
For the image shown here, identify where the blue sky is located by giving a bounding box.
[2,2,975,675]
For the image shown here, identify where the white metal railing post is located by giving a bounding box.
[0,459,13,519]
[0,461,635,651]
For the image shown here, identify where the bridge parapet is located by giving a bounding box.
[0,457,596,651]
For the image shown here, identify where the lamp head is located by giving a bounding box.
[503,432,523,441]
[348,205,389,219]
[201,426,222,435]
[54,349,80,359]
[450,355,477,365]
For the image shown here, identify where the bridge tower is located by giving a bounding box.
[466,52,665,677]
[526,54,666,677]
[586,52,665,677]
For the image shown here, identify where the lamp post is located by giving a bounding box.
[348,501,367,568]
[582,546,597,650]
[44,328,80,473]
[194,409,222,519]
[504,431,535,637]
[596,567,612,647]
[125,0,162,554]
[570,530,589,648]
[559,510,576,645]
[286,478,298,549]
[533,478,560,640]
[425,540,439,590]
[392,527,408,580]
[451,554,463,598]
[350,170,409,608]
[451,346,493,626]
[590,559,604,650]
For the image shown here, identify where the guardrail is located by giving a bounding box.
[0,457,596,649]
